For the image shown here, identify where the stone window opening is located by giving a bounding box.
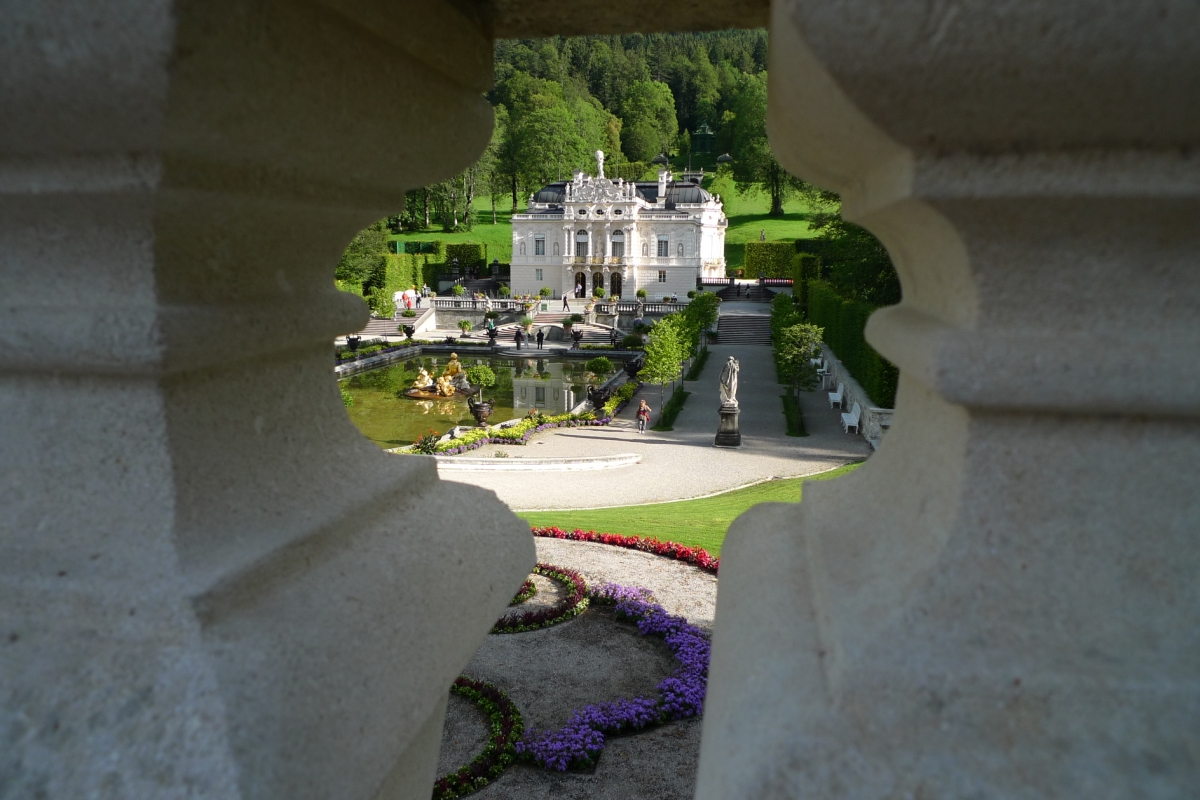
[575,230,588,257]
[657,236,669,258]
[534,235,545,256]
[658,270,667,282]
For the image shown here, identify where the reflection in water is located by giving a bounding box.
[340,354,604,449]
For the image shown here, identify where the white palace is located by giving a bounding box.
[510,151,727,301]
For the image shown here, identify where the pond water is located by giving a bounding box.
[340,354,611,449]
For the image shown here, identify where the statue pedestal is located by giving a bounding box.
[714,403,741,448]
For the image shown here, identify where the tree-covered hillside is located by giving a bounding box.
[398,30,808,232]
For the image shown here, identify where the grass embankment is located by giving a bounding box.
[651,390,690,432]
[517,461,862,556]
[781,394,808,437]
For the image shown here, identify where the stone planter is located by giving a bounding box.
[467,397,493,427]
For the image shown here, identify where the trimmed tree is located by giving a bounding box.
[640,318,685,423]
[776,323,824,400]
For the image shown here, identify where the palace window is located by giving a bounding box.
[611,230,625,258]
[658,270,667,282]
[575,230,588,257]
[534,235,545,255]
[657,236,669,257]
[535,269,543,281]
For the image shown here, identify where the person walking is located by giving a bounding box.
[536,328,545,349]
[562,293,571,312]
[514,328,524,350]
[610,328,619,347]
[636,399,651,433]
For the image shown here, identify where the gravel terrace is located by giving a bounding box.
[442,338,870,510]
[436,537,720,799]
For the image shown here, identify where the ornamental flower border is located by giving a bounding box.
[515,583,711,771]
[432,677,524,800]
[531,526,720,575]
[491,563,588,634]
[508,578,537,606]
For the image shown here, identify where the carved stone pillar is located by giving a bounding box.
[1,1,532,798]
[698,3,1200,798]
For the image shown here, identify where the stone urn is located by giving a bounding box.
[467,395,493,427]
[401,324,415,340]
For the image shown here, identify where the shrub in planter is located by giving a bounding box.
[401,308,417,317]
[620,334,645,350]
[592,287,606,299]
[635,288,648,299]
[686,290,697,299]
[451,284,465,297]
[458,319,473,333]
[499,285,511,297]
[585,356,614,375]
[484,310,500,320]
[520,315,534,330]
[568,313,584,324]
[539,286,553,297]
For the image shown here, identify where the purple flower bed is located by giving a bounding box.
[515,583,711,771]
[491,564,588,634]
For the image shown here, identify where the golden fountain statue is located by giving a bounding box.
[404,354,472,400]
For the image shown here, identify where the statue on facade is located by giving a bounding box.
[719,356,740,408]
[596,149,605,178]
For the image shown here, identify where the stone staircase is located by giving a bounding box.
[716,314,773,346]
[716,283,777,302]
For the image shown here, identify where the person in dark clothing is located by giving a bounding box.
[536,328,545,349]
[562,294,570,311]
[610,328,619,347]
[514,328,524,350]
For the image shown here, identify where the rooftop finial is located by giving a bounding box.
[595,150,605,179]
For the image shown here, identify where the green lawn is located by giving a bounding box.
[390,206,522,263]
[517,461,862,556]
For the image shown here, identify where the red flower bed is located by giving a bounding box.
[530,527,719,575]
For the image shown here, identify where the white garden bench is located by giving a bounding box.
[842,401,862,434]
[828,382,844,409]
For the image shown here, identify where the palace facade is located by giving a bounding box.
[510,154,727,301]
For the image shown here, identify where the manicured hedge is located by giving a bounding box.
[403,240,446,258]
[788,253,820,313]
[744,241,795,278]
[445,242,487,268]
[807,279,898,408]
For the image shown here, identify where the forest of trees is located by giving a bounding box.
[396,30,813,231]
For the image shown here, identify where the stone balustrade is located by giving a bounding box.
[817,344,894,450]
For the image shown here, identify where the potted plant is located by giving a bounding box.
[451,284,465,297]
[563,312,584,332]
[401,308,417,318]
[498,285,511,298]
[520,315,535,333]
[539,286,553,298]
[458,319,473,335]
[635,288,648,299]
[465,364,497,426]
[593,286,606,299]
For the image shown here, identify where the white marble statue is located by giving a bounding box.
[596,149,605,178]
[719,355,740,407]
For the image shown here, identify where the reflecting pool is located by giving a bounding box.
[340,354,610,449]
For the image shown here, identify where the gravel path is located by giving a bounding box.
[442,327,871,509]
[436,538,719,799]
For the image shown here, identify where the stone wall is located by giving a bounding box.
[818,344,893,450]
